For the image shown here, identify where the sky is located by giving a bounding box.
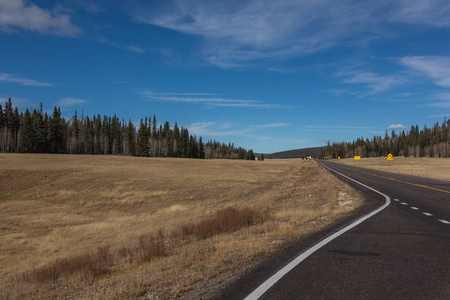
[1,0,450,153]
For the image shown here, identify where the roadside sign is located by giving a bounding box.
[338,156,340,159]
[387,153,393,160]
[354,156,360,160]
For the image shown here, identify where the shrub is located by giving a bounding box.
[181,207,265,240]
[28,246,112,283]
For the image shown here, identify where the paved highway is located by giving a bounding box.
[214,160,450,300]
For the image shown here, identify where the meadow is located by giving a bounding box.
[1,154,362,299]
[335,156,450,181]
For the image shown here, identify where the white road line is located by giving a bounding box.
[244,163,391,300]
[423,212,433,216]
[410,207,419,210]
[394,199,399,202]
[401,202,408,205]
[438,220,450,224]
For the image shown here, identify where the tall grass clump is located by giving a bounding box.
[28,246,112,283]
[138,233,166,262]
[181,207,266,240]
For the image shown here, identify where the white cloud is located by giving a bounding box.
[399,56,450,87]
[428,113,450,118]
[85,3,103,14]
[305,125,374,129]
[387,124,408,130]
[132,1,450,67]
[0,0,81,36]
[255,123,289,128]
[0,73,54,86]
[389,0,450,27]
[125,45,145,54]
[0,95,29,108]
[189,121,251,137]
[134,0,374,66]
[57,97,87,107]
[97,37,145,54]
[140,91,291,109]
[339,71,404,95]
[145,92,221,96]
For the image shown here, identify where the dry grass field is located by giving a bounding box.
[335,157,450,181]
[1,154,362,299]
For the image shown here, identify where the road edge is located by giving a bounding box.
[243,162,391,300]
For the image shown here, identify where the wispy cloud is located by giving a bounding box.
[0,73,55,87]
[428,113,450,118]
[0,95,29,108]
[133,0,373,66]
[338,71,404,95]
[399,56,450,87]
[388,0,450,27]
[422,93,450,108]
[140,91,292,109]
[305,125,375,129]
[146,92,222,96]
[387,124,408,129]
[189,121,251,137]
[57,97,87,107]
[97,37,145,54]
[302,125,383,134]
[0,0,81,36]
[254,123,290,128]
[125,45,145,54]
[132,1,450,67]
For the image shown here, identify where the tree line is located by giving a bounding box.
[319,118,450,159]
[0,98,255,160]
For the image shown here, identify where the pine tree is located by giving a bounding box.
[137,118,149,156]
[152,115,157,138]
[48,106,65,153]
[198,136,205,159]
[173,122,180,157]
[127,119,136,156]
[19,109,32,152]
[31,106,47,153]
[189,135,198,158]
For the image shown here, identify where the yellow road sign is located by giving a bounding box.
[387,153,393,158]
[387,157,393,161]
[338,156,340,159]
[354,156,360,160]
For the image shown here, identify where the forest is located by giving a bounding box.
[265,146,323,159]
[319,118,450,159]
[0,98,255,160]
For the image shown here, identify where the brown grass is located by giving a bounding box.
[28,246,112,283]
[335,156,450,181]
[0,154,362,299]
[180,207,266,240]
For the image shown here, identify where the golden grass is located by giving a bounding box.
[0,154,362,299]
[335,156,450,181]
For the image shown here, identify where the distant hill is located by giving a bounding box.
[265,147,323,159]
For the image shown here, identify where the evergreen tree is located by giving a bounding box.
[48,106,65,153]
[137,118,149,156]
[126,120,136,156]
[173,122,180,157]
[198,136,205,159]
[152,114,157,138]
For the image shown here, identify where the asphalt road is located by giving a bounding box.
[214,160,450,300]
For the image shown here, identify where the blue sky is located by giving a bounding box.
[1,0,450,153]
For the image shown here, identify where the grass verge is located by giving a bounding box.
[0,154,362,299]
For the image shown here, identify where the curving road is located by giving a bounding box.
[214,160,450,300]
